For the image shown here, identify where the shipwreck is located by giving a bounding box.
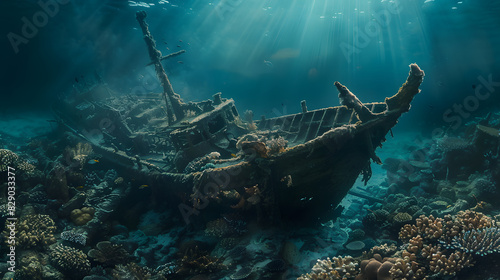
[53,11,425,226]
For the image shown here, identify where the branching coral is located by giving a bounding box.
[112,262,152,280]
[15,260,43,280]
[0,149,35,173]
[3,214,56,249]
[442,210,494,241]
[298,256,358,280]
[421,244,474,277]
[399,215,443,242]
[65,142,93,169]
[389,256,425,280]
[176,246,226,275]
[50,244,91,278]
[447,227,500,256]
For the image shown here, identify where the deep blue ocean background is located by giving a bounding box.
[1,0,500,137]
[3,2,500,279]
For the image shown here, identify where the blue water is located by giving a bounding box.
[2,0,500,131]
[1,1,500,279]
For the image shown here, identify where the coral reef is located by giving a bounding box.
[15,260,44,280]
[65,142,93,169]
[356,256,394,280]
[49,244,91,278]
[70,206,95,226]
[447,227,500,256]
[3,214,56,249]
[298,256,358,280]
[88,241,132,267]
[60,230,87,246]
[112,262,152,280]
[176,246,226,275]
[0,148,35,172]
[265,136,288,155]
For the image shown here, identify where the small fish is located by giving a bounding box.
[179,39,183,42]
[187,42,190,45]
[231,153,237,157]
[263,60,273,68]
[472,84,476,89]
[177,45,181,48]
[163,41,168,44]
[446,205,452,208]
[177,61,183,64]
[166,47,170,50]
[139,184,149,189]
[76,186,84,189]
[87,159,99,164]
[75,77,79,83]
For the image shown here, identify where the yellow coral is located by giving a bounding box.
[0,149,35,173]
[70,207,95,226]
[3,214,56,249]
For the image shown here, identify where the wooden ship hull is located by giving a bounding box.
[53,11,425,225]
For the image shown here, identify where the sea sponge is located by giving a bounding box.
[70,207,95,226]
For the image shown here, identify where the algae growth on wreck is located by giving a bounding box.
[1,0,500,279]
